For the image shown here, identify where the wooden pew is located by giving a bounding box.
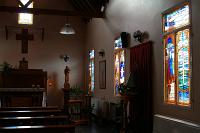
[0,109,64,117]
[0,125,75,133]
[0,115,70,126]
[0,107,75,133]
[0,106,59,111]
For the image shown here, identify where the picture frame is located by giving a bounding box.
[99,60,106,89]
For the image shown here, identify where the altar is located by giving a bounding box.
[0,69,47,107]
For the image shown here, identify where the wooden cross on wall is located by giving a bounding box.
[16,29,34,54]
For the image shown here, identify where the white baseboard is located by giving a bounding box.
[153,114,200,133]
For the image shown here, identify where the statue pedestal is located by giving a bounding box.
[62,65,70,114]
[62,88,70,114]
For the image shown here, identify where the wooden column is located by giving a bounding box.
[62,66,70,114]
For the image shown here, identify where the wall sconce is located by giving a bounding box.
[98,49,105,57]
[133,30,144,43]
[60,54,70,62]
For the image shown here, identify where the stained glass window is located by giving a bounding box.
[163,4,189,32]
[115,37,123,49]
[114,37,125,95]
[164,34,176,103]
[176,29,190,105]
[18,0,33,25]
[89,50,95,95]
[163,2,191,106]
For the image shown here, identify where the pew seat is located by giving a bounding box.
[0,109,64,117]
[0,107,75,133]
[0,115,70,126]
[0,106,59,111]
[0,124,75,133]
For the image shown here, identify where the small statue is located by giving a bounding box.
[19,57,28,69]
[64,66,70,89]
[61,54,70,91]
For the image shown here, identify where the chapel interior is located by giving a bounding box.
[0,0,199,133]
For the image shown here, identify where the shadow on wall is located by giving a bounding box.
[47,72,63,107]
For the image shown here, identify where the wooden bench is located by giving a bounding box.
[0,107,75,133]
[0,115,70,126]
[0,109,64,117]
[0,106,59,111]
[0,124,75,133]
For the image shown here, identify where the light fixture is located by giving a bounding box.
[133,30,144,43]
[60,17,75,35]
[98,49,105,57]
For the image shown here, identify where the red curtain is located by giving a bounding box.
[130,41,151,91]
[130,41,152,132]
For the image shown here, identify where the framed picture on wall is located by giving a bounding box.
[99,60,106,89]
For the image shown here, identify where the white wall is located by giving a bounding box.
[85,0,200,123]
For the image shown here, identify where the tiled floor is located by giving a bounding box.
[75,122,120,133]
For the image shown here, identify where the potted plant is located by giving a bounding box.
[69,84,84,99]
[0,62,13,76]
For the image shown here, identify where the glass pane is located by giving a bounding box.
[164,34,176,103]
[114,53,120,95]
[114,50,125,95]
[164,4,189,32]
[18,0,33,25]
[89,50,94,59]
[176,29,190,105]
[89,50,95,95]
[120,50,125,84]
[115,37,122,49]
[91,60,95,94]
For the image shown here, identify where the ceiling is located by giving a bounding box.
[0,0,109,18]
[70,0,109,18]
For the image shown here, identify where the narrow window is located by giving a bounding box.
[89,50,95,95]
[114,37,125,95]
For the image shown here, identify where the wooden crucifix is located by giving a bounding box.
[16,29,34,54]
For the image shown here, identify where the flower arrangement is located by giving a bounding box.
[0,62,13,72]
[69,84,84,99]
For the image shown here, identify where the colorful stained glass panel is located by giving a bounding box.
[89,50,95,95]
[115,37,122,49]
[176,29,190,105]
[164,5,189,32]
[114,53,120,94]
[120,50,125,84]
[114,50,125,95]
[89,50,94,59]
[164,34,175,102]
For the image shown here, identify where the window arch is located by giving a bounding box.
[163,1,191,106]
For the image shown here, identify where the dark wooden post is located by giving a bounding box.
[84,95,91,119]
[62,66,70,114]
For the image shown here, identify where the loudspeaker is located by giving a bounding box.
[121,32,129,48]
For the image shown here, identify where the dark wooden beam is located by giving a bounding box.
[0,6,104,18]
[84,0,97,13]
[17,0,25,7]
[5,26,8,40]
[42,28,44,42]
[70,0,85,11]
[24,0,34,8]
[74,0,91,13]
[89,0,102,11]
